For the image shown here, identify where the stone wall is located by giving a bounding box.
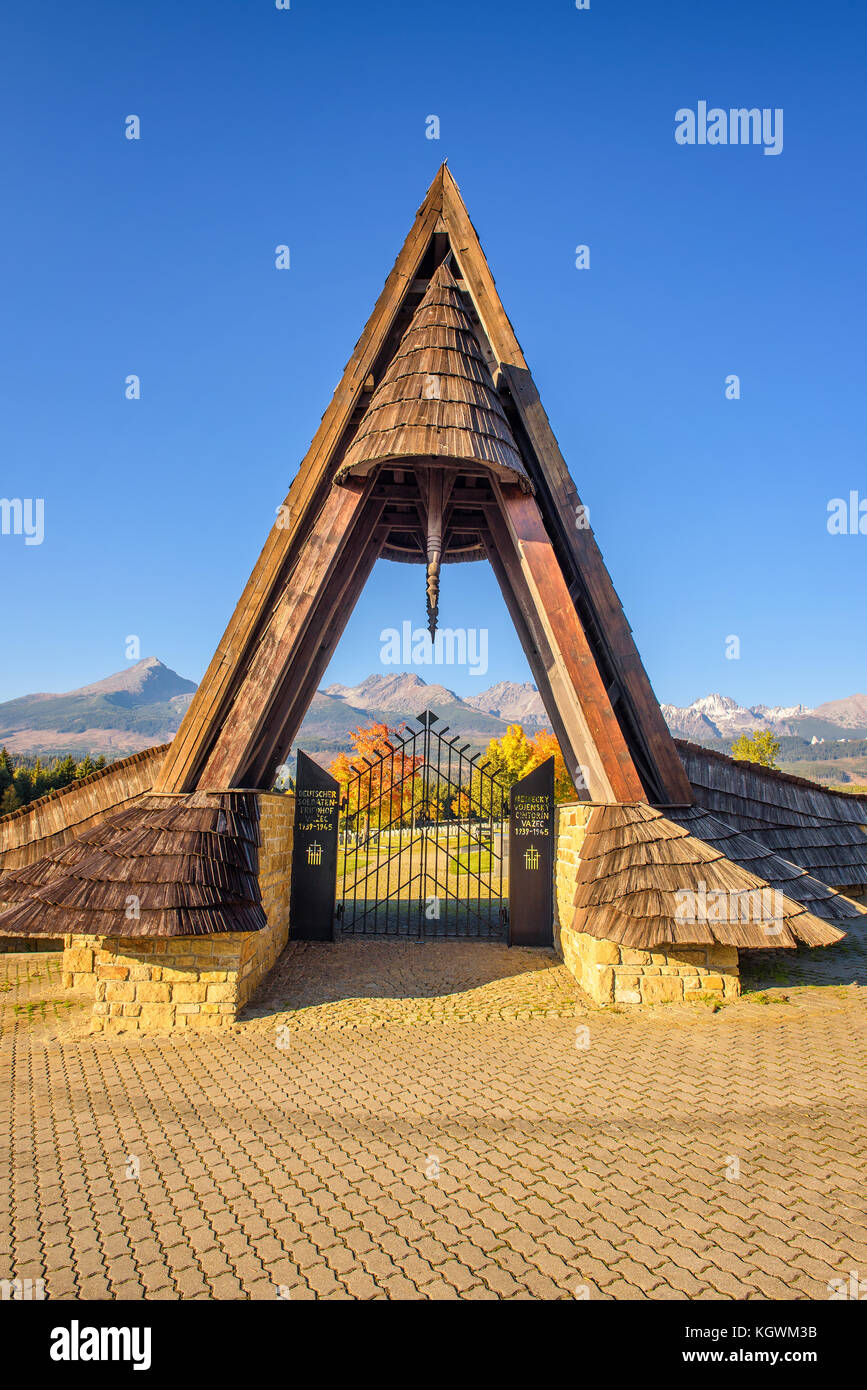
[554,802,740,1007]
[63,791,295,1034]
[0,936,63,953]
[237,791,294,1010]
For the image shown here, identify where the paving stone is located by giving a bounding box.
[2,941,867,1302]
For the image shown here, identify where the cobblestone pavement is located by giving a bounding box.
[1,942,866,1300]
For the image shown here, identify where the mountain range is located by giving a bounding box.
[660,692,867,743]
[2,660,867,786]
[0,661,546,760]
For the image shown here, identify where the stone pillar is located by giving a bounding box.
[554,802,740,1006]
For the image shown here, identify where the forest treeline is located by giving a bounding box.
[0,749,108,814]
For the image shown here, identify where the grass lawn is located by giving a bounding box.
[338,831,506,899]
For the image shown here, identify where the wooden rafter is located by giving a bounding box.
[196,480,376,790]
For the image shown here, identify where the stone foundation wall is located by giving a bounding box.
[65,933,251,1034]
[237,792,294,1010]
[63,791,295,1033]
[554,802,740,1007]
[0,936,63,953]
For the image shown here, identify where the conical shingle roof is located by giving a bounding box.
[0,792,266,937]
[337,262,531,488]
[571,802,848,949]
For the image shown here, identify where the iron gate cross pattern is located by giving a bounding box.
[336,711,509,939]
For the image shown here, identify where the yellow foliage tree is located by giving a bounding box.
[527,727,577,802]
[730,730,781,769]
[465,724,576,816]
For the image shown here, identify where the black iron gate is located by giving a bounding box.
[336,711,509,938]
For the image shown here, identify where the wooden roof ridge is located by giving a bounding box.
[571,802,846,949]
[0,790,266,938]
[0,743,171,828]
[676,737,867,806]
[337,262,530,489]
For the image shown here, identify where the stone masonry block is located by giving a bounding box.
[171,983,208,1004]
[620,949,652,966]
[105,982,136,1003]
[135,983,171,1004]
[586,937,620,965]
[64,948,94,973]
[136,1005,176,1031]
[709,946,739,968]
[669,948,707,966]
[206,983,235,1003]
[104,1016,139,1034]
[641,976,684,1004]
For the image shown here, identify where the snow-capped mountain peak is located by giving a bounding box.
[660,693,815,741]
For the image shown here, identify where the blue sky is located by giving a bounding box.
[1,0,865,710]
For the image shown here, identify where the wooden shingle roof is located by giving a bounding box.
[677,740,867,888]
[337,263,530,490]
[0,791,266,938]
[666,805,866,925]
[571,803,847,949]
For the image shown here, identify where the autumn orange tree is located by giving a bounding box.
[329,723,423,832]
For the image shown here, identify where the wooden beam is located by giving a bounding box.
[483,506,618,800]
[500,365,693,805]
[372,483,494,505]
[480,531,587,798]
[239,515,388,788]
[196,481,374,789]
[487,488,647,803]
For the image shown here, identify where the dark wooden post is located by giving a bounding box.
[509,757,555,948]
[289,752,340,942]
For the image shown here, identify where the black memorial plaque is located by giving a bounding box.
[289,750,340,941]
[508,757,555,947]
